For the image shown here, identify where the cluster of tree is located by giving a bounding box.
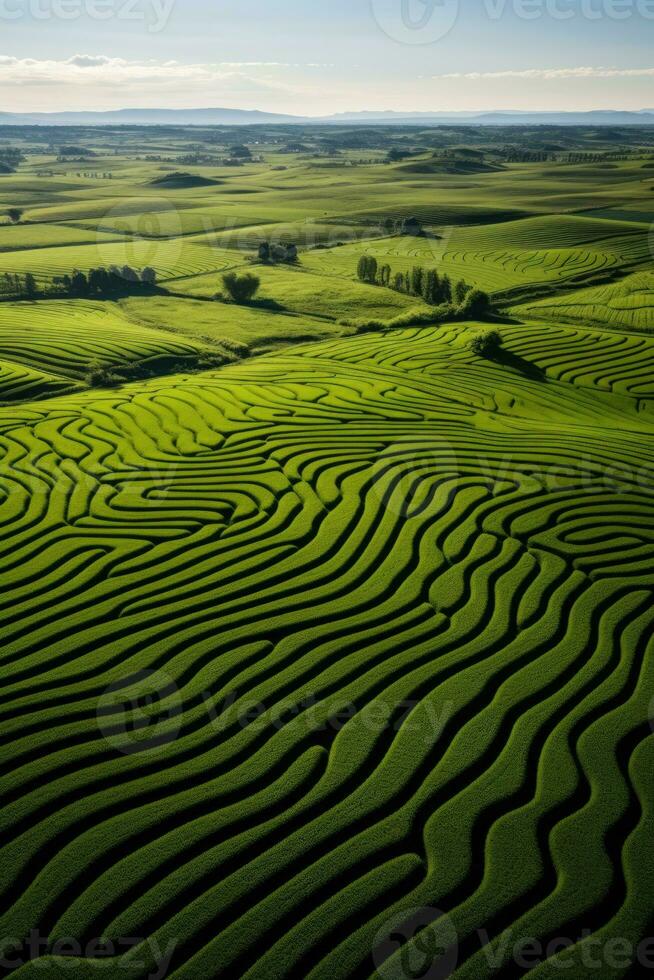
[0,148,24,167]
[229,144,252,159]
[357,216,425,237]
[1,272,38,298]
[5,208,24,224]
[386,148,413,163]
[178,153,220,165]
[281,142,311,153]
[57,146,96,158]
[52,266,157,297]
[221,272,260,304]
[398,216,424,236]
[258,242,298,264]
[501,150,554,163]
[356,256,491,316]
[562,152,631,162]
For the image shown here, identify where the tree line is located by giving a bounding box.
[356,256,491,316]
[1,265,158,300]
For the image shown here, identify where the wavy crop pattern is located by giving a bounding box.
[0,320,652,979]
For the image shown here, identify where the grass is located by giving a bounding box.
[119,294,347,351]
[173,263,432,322]
[0,134,652,980]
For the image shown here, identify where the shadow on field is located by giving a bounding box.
[246,297,286,312]
[490,347,547,381]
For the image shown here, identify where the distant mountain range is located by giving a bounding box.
[0,107,302,126]
[2,107,654,126]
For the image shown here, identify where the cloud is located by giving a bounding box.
[65,54,113,68]
[0,55,240,85]
[0,55,345,114]
[0,54,312,109]
[437,66,654,79]
[0,55,332,87]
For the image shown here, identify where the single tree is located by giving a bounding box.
[258,242,271,263]
[7,208,23,225]
[422,269,440,305]
[366,256,378,284]
[454,280,471,305]
[439,274,452,305]
[400,216,423,236]
[379,264,392,287]
[70,270,89,297]
[393,272,407,293]
[23,272,38,299]
[222,272,261,304]
[107,266,125,292]
[410,266,424,297]
[471,328,502,357]
[141,267,157,286]
[461,288,491,317]
[121,265,139,284]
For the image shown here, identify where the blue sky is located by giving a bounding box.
[2,0,654,113]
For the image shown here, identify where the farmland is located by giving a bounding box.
[0,125,653,979]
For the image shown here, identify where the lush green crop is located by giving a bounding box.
[514,271,654,333]
[0,143,652,980]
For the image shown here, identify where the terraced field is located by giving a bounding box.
[514,271,654,333]
[0,239,247,285]
[303,216,653,296]
[0,302,212,379]
[0,142,653,979]
[0,357,77,403]
[0,319,652,978]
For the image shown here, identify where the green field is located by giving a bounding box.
[513,270,654,333]
[0,127,653,979]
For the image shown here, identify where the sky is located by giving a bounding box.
[1,0,654,115]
